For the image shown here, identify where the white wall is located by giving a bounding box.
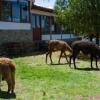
[0,21,31,30]
[42,34,77,40]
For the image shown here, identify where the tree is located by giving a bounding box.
[54,0,69,30]
[54,0,100,45]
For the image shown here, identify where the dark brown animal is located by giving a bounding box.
[69,40,100,69]
[46,40,72,64]
[0,57,16,94]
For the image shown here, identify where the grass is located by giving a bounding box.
[1,52,100,100]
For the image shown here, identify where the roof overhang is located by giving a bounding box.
[31,4,54,17]
[31,9,54,17]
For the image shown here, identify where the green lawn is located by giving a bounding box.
[1,52,100,100]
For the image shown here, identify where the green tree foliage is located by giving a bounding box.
[54,0,69,30]
[54,0,100,45]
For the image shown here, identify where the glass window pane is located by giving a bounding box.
[37,15,40,28]
[0,1,11,21]
[41,16,45,34]
[41,16,45,28]
[0,1,30,23]
[45,16,50,34]
[21,4,29,22]
[32,14,36,28]
[12,2,20,22]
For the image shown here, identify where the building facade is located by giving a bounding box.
[31,5,76,41]
[0,0,32,44]
[0,0,79,55]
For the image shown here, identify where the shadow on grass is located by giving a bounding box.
[76,67,100,71]
[51,63,69,65]
[5,51,46,58]
[48,62,79,66]
[0,91,16,99]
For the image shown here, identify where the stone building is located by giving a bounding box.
[0,0,80,56]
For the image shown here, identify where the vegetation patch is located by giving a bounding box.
[1,53,100,100]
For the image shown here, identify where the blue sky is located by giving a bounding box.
[34,0,56,9]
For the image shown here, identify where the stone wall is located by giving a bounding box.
[0,30,48,56]
[0,30,33,44]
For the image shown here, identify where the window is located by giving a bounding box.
[0,1,30,23]
[0,1,11,21]
[37,15,41,28]
[32,14,36,28]
[21,4,29,22]
[41,16,45,28]
[44,16,50,34]
[12,2,20,22]
[41,16,45,34]
[41,16,51,34]
[51,18,57,34]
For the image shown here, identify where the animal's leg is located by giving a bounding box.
[64,52,69,63]
[90,55,93,69]
[46,52,49,64]
[69,55,73,68]
[94,56,99,69]
[3,71,12,93]
[49,52,53,64]
[72,51,79,69]
[73,56,77,69]
[11,71,15,93]
[6,76,12,93]
[7,79,12,94]
[58,51,63,64]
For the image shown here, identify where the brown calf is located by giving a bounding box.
[46,40,72,64]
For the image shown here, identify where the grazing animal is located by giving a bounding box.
[46,40,72,64]
[0,57,16,94]
[69,40,100,69]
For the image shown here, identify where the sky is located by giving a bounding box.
[34,0,56,9]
